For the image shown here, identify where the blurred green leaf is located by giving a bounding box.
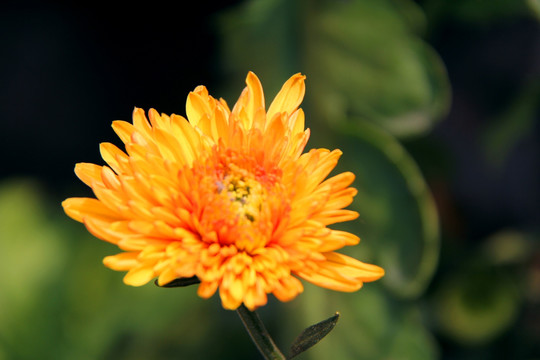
[0,179,68,360]
[423,0,534,24]
[155,276,200,287]
[528,0,540,19]
[336,120,440,299]
[283,284,438,360]
[482,80,540,167]
[219,0,450,138]
[481,230,534,265]
[431,261,520,345]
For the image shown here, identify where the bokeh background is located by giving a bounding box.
[1,1,539,359]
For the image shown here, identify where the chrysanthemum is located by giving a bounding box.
[62,72,384,310]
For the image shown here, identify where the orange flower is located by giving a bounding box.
[62,72,384,310]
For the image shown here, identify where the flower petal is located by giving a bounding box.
[323,252,385,282]
[62,197,119,222]
[267,73,306,121]
[103,252,140,271]
[123,265,155,286]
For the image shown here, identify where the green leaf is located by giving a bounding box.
[423,0,533,24]
[431,260,521,345]
[528,0,540,20]
[283,285,438,360]
[218,0,450,138]
[154,276,201,287]
[481,80,540,167]
[304,0,450,137]
[336,120,440,299]
[288,312,340,359]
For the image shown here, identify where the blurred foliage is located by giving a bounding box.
[219,0,450,138]
[421,0,536,25]
[482,81,540,167]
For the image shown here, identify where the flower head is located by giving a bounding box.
[62,72,384,310]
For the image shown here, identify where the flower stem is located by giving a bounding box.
[236,304,286,360]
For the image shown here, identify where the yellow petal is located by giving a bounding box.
[231,72,265,130]
[267,73,306,121]
[62,197,119,222]
[83,217,124,244]
[101,166,121,190]
[219,279,242,310]
[186,86,212,126]
[111,120,135,145]
[288,108,305,136]
[157,266,179,286]
[123,265,155,286]
[74,163,102,188]
[100,142,130,175]
[132,107,153,140]
[103,252,139,271]
[245,71,265,127]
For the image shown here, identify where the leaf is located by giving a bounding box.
[218,0,450,138]
[288,312,340,359]
[431,260,521,345]
[304,0,450,138]
[284,285,438,360]
[481,80,540,167]
[425,0,533,24]
[528,0,540,20]
[335,119,440,298]
[154,276,201,288]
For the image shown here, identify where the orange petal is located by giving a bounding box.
[323,252,385,282]
[198,280,219,298]
[272,276,303,302]
[317,230,360,252]
[296,269,362,292]
[311,209,359,226]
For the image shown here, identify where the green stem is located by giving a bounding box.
[236,304,286,360]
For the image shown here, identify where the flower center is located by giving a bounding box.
[195,148,286,249]
[218,174,265,223]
